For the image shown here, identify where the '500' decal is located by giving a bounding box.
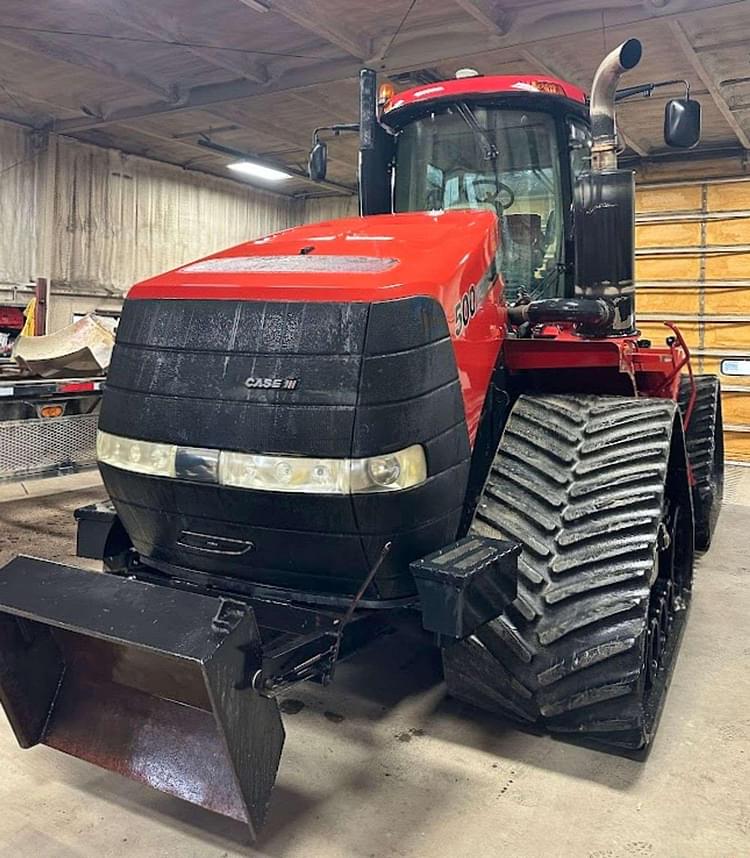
[454,285,477,336]
[453,262,499,336]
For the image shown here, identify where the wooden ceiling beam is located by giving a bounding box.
[0,30,175,102]
[452,0,512,36]
[238,0,371,60]
[45,0,744,136]
[47,57,360,133]
[668,18,750,150]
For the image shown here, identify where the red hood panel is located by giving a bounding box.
[128,210,498,303]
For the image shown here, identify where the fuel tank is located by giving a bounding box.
[98,211,505,599]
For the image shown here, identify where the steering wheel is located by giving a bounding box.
[472,179,515,211]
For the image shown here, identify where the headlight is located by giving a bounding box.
[97,431,176,477]
[221,445,426,494]
[350,446,426,493]
[219,451,350,494]
[97,430,427,495]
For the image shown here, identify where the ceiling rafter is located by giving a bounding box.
[0,29,175,102]
[76,0,269,84]
[519,47,649,157]
[47,57,361,134]
[0,37,349,190]
[41,0,746,137]
[238,0,371,60]
[287,91,355,125]
[27,39,356,183]
[668,18,750,150]
[453,0,512,36]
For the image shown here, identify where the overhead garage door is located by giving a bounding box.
[635,175,750,463]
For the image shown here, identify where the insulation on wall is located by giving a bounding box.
[49,136,297,295]
[0,123,38,286]
[301,195,359,224]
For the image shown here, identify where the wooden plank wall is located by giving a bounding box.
[635,163,750,462]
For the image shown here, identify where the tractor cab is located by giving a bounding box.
[310,74,591,303]
[366,74,590,301]
[310,59,702,307]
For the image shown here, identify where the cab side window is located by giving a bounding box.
[569,120,592,180]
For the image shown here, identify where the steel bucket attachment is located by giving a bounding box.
[0,557,284,839]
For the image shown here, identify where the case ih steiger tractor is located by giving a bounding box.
[0,39,724,839]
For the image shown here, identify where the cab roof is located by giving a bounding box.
[383,75,587,115]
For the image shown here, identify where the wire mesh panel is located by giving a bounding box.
[0,414,99,481]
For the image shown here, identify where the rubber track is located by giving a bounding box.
[678,375,724,551]
[443,394,679,749]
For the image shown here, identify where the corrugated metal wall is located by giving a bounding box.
[636,171,750,463]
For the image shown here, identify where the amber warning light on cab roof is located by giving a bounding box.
[378,82,396,108]
[528,79,566,96]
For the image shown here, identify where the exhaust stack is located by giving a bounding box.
[574,38,642,335]
[590,38,643,171]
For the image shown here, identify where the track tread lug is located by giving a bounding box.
[443,393,694,753]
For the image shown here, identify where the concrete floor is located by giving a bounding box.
[0,481,748,858]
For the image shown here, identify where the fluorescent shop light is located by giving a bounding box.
[227,160,293,181]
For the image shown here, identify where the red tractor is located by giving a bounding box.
[0,39,723,840]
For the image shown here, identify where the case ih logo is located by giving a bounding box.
[244,376,299,390]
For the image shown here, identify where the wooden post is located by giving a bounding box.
[34,278,48,336]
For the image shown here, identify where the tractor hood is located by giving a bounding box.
[128,209,498,304]
[99,209,505,600]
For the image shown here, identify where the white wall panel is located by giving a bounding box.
[301,195,359,224]
[0,124,38,287]
[49,136,297,296]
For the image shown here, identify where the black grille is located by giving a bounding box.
[100,297,471,599]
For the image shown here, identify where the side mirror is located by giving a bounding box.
[308,140,328,181]
[664,98,701,149]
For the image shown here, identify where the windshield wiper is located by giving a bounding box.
[455,102,498,161]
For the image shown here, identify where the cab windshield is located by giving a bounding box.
[393,106,563,298]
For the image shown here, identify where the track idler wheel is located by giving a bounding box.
[679,375,724,551]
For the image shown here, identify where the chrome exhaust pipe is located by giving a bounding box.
[590,38,642,170]
[508,38,644,337]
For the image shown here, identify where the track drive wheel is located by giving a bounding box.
[443,395,694,750]
[678,375,724,551]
